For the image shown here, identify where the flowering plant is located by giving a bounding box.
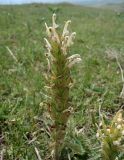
[96,110,124,160]
[44,14,81,160]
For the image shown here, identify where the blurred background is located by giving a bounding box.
[0,0,124,5]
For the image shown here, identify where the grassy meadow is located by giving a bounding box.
[0,3,124,159]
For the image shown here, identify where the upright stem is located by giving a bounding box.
[44,14,82,159]
[54,125,66,160]
[55,132,62,160]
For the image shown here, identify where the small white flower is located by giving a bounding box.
[62,36,69,47]
[117,124,122,129]
[117,118,122,122]
[39,102,44,107]
[67,32,76,47]
[113,140,120,146]
[67,57,82,68]
[44,38,52,51]
[44,14,60,43]
[96,132,99,138]
[99,122,103,127]
[52,13,59,29]
[62,20,71,37]
[61,46,67,55]
[45,23,51,37]
[50,26,60,44]
[107,129,110,133]
[67,54,81,62]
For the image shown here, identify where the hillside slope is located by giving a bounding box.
[0,3,124,159]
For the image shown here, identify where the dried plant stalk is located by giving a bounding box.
[116,56,124,99]
[106,48,124,99]
[43,14,81,159]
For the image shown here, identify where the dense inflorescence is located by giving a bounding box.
[44,14,81,159]
[97,110,124,160]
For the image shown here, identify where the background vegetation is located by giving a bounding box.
[0,3,124,159]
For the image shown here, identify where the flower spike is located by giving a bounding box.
[97,110,124,160]
[43,14,82,160]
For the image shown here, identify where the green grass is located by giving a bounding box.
[0,3,124,159]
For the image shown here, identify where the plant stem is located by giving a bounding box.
[44,14,81,159]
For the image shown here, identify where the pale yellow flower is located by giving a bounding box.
[62,20,71,38]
